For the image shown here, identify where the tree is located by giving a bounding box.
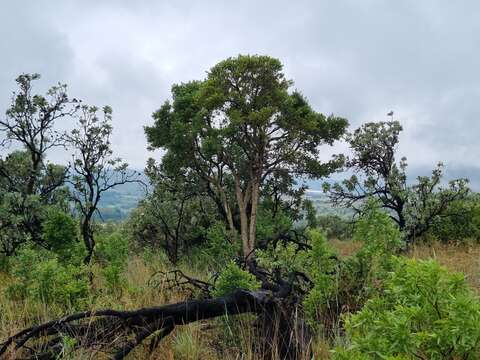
[65,105,138,264]
[0,74,74,253]
[145,55,348,258]
[0,73,74,196]
[129,159,217,264]
[324,120,469,241]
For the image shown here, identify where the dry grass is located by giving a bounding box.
[328,239,480,293]
[0,254,273,360]
[409,241,480,293]
[3,240,480,359]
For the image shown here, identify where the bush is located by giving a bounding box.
[94,232,129,293]
[317,214,352,240]
[305,201,403,334]
[302,230,339,328]
[212,261,260,297]
[42,206,78,259]
[334,258,480,360]
[201,222,239,269]
[7,245,89,309]
[427,197,480,242]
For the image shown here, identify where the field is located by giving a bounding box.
[1,239,478,359]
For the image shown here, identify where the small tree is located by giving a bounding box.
[0,74,74,253]
[136,160,216,263]
[324,120,469,241]
[65,105,138,263]
[0,73,74,196]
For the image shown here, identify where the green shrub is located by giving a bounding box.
[302,230,339,328]
[334,258,480,360]
[7,245,89,309]
[305,201,403,333]
[41,207,83,262]
[428,197,480,242]
[94,232,129,293]
[317,214,352,240]
[212,261,260,297]
[201,222,239,269]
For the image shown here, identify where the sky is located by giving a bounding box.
[0,1,479,187]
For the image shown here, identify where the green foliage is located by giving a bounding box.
[404,164,470,240]
[145,54,348,257]
[95,232,129,292]
[427,196,480,242]
[305,202,403,333]
[325,121,470,241]
[302,230,339,328]
[256,205,294,246]
[334,258,480,360]
[42,207,78,258]
[317,214,352,240]
[353,199,404,259]
[7,245,89,309]
[202,222,239,269]
[212,261,260,297]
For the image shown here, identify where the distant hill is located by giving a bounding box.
[304,190,354,218]
[94,174,351,222]
[95,173,148,222]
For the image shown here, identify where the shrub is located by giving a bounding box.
[201,222,239,269]
[94,232,129,293]
[427,197,480,242]
[7,245,89,309]
[42,206,79,260]
[305,201,403,334]
[302,230,339,328]
[212,261,260,297]
[317,214,352,240]
[334,258,480,360]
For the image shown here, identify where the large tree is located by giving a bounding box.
[145,55,348,257]
[324,120,469,240]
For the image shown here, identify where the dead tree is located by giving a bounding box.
[0,268,311,360]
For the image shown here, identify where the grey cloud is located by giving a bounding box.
[0,0,479,187]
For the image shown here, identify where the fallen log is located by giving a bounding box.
[0,289,289,359]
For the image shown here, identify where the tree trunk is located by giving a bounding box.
[248,180,260,256]
[81,216,94,264]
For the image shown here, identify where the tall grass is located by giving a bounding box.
[2,241,480,359]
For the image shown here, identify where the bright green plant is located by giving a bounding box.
[202,222,239,269]
[334,258,480,360]
[94,232,129,293]
[305,201,403,333]
[212,261,260,297]
[42,206,78,259]
[7,245,89,309]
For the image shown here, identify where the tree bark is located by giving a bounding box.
[248,179,260,256]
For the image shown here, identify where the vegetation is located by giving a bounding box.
[1,55,480,360]
[324,121,470,242]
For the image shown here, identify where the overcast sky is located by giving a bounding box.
[1,1,479,186]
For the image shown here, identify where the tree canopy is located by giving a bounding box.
[145,55,348,257]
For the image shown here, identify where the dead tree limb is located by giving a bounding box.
[0,289,282,360]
